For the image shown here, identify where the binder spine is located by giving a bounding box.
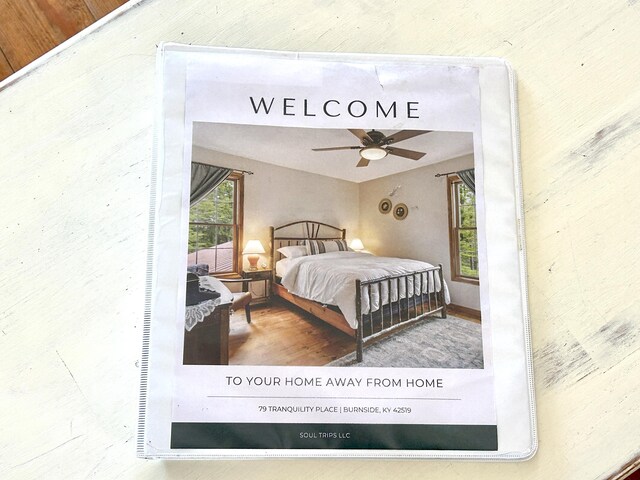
[506,63,538,459]
[136,44,166,458]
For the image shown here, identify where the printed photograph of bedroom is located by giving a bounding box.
[183,122,484,369]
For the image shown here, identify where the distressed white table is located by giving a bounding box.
[1,1,639,478]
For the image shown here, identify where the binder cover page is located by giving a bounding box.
[139,45,535,460]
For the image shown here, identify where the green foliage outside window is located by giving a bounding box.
[456,183,479,279]
[188,179,236,272]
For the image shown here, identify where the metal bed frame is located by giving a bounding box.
[270,220,447,362]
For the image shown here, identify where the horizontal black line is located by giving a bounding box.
[206,395,461,401]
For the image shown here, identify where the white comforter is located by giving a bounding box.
[280,251,450,329]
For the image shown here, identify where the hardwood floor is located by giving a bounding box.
[227,297,480,366]
[228,297,355,366]
[447,304,481,324]
[0,0,128,82]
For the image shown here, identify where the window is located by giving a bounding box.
[187,172,243,274]
[448,176,479,283]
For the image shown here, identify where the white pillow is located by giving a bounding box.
[277,245,307,258]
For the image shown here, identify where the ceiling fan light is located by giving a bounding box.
[360,146,388,161]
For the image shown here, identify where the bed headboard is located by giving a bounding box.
[270,220,346,272]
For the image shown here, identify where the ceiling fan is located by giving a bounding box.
[312,129,431,167]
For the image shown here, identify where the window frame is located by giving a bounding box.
[447,174,479,285]
[188,171,244,277]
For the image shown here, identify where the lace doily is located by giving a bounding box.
[185,298,221,331]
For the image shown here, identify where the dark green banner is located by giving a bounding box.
[171,422,497,450]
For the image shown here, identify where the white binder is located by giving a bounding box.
[138,44,536,460]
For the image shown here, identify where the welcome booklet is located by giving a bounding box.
[138,45,536,460]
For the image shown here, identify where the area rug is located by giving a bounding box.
[327,315,483,369]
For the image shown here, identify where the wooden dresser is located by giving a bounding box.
[182,302,231,365]
[183,276,233,365]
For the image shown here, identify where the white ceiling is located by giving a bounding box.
[192,122,473,183]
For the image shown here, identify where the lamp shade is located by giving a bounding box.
[242,240,266,255]
[350,238,365,251]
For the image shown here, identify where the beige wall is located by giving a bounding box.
[192,146,361,270]
[358,154,479,310]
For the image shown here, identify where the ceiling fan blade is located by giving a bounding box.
[386,146,426,160]
[384,130,431,144]
[356,157,370,168]
[348,129,373,144]
[312,146,360,151]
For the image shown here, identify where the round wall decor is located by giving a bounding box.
[378,198,392,214]
[393,203,408,220]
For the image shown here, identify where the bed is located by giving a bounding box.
[270,221,449,362]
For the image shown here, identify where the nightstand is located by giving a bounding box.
[241,269,273,304]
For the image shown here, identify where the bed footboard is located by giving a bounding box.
[355,264,447,362]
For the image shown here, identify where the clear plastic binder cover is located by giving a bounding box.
[138,44,536,460]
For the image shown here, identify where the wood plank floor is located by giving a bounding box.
[227,297,481,366]
[0,0,128,81]
[228,297,355,366]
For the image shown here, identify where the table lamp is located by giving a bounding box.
[350,238,365,251]
[243,240,266,270]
